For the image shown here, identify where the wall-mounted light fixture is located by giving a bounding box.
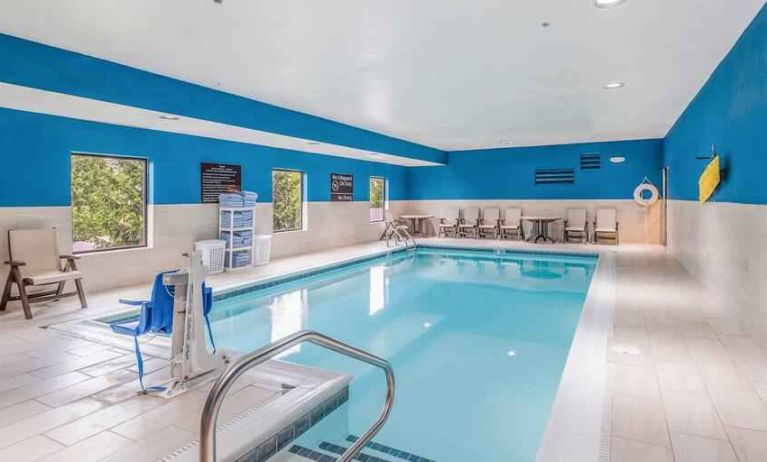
[609,156,626,163]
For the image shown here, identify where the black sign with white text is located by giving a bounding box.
[330,173,353,201]
[201,163,242,203]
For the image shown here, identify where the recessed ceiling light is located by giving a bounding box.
[594,0,629,8]
[368,152,383,158]
[306,141,322,146]
[603,81,625,90]
[159,114,180,120]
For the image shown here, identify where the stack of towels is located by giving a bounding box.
[219,191,258,208]
[220,230,253,249]
[228,252,251,268]
[221,210,254,229]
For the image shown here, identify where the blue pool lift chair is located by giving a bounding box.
[111,271,215,392]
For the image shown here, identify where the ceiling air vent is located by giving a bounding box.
[535,168,575,185]
[580,153,601,170]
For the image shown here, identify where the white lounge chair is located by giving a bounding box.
[479,207,500,239]
[438,207,460,237]
[458,207,480,238]
[564,208,588,243]
[1,228,87,319]
[500,208,523,240]
[594,208,619,245]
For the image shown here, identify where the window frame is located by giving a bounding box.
[70,152,149,254]
[271,168,305,233]
[369,176,386,223]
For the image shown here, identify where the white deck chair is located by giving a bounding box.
[500,208,523,240]
[594,208,619,245]
[1,228,87,319]
[478,208,500,239]
[564,208,588,243]
[458,207,480,238]
[438,207,460,237]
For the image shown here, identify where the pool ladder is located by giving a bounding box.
[384,223,416,250]
[199,330,396,462]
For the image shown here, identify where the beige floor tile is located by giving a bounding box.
[611,394,671,447]
[100,425,195,462]
[709,387,767,431]
[670,433,737,462]
[720,335,767,383]
[111,390,208,440]
[0,435,65,462]
[39,431,133,462]
[0,399,52,428]
[655,362,707,394]
[0,398,103,449]
[78,355,135,377]
[0,371,90,409]
[46,395,165,446]
[662,391,727,440]
[0,372,42,393]
[726,426,767,462]
[29,350,124,379]
[609,363,661,400]
[610,436,672,462]
[36,369,136,407]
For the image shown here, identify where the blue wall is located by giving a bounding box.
[0,108,408,206]
[0,34,446,166]
[664,4,767,204]
[407,139,663,200]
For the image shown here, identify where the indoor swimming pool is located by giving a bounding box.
[209,247,597,461]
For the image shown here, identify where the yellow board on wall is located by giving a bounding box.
[698,155,721,203]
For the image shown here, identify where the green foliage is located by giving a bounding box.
[370,177,385,208]
[71,155,146,250]
[272,170,303,232]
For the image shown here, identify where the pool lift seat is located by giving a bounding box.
[110,252,229,396]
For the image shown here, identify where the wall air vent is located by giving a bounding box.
[535,168,575,185]
[580,153,601,170]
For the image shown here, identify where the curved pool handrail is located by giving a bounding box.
[199,329,396,462]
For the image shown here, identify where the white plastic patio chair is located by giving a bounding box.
[438,207,460,237]
[478,208,500,239]
[564,208,588,243]
[458,207,480,238]
[500,208,523,240]
[594,208,619,245]
[1,228,87,319]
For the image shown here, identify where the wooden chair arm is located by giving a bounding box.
[4,260,26,266]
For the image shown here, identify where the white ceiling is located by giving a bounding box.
[0,82,441,166]
[0,0,764,150]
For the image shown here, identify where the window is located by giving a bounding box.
[272,169,304,232]
[370,176,386,222]
[71,153,147,253]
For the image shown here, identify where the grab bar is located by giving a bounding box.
[199,330,396,462]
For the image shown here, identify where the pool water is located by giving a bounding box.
[210,247,596,461]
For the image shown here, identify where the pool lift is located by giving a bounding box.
[157,252,231,398]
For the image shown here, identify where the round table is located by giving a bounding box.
[399,214,434,236]
[521,216,562,243]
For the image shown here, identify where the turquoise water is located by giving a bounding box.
[210,248,596,461]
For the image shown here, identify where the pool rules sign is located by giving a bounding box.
[330,173,353,201]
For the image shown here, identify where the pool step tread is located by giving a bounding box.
[287,444,392,462]
[318,442,392,462]
[345,435,435,462]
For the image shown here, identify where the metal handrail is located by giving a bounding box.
[199,330,396,462]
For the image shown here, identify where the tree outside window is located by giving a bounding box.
[272,169,304,232]
[71,153,147,253]
[370,177,386,222]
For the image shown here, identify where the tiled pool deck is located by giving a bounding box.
[0,238,766,461]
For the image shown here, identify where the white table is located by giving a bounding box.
[400,214,434,236]
[521,216,562,243]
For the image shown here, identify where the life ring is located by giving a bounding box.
[634,183,659,207]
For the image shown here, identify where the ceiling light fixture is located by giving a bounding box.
[159,114,180,120]
[603,81,625,90]
[594,0,629,8]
